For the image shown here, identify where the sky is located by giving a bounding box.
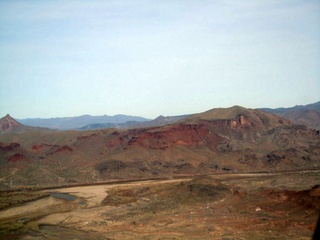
[0,0,319,119]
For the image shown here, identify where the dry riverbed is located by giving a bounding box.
[0,171,319,239]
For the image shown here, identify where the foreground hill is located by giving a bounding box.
[0,106,319,188]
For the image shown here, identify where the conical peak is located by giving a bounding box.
[1,114,17,122]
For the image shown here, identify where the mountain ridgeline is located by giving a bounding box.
[17,114,150,130]
[0,103,320,188]
[15,101,320,131]
[259,101,320,130]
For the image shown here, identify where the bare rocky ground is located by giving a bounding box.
[0,171,319,239]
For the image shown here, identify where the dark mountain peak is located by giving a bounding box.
[0,114,23,132]
[0,114,56,134]
[1,114,21,124]
[4,114,15,120]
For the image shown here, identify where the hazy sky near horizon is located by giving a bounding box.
[0,1,319,119]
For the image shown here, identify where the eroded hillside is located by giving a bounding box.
[0,107,319,188]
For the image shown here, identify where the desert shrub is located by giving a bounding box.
[0,220,25,235]
[95,160,126,173]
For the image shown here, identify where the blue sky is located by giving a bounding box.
[0,0,319,119]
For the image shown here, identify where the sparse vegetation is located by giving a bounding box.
[0,219,25,235]
[95,160,127,173]
[0,172,319,239]
[0,190,49,210]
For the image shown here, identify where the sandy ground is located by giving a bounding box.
[1,172,319,239]
[46,178,189,207]
[46,185,110,208]
[32,179,190,227]
[0,179,185,225]
[0,197,64,222]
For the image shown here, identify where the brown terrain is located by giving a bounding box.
[1,106,319,187]
[0,106,320,239]
[261,101,320,131]
[0,172,319,239]
[279,109,320,131]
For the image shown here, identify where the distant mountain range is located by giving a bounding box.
[78,115,188,130]
[259,101,320,130]
[16,114,189,131]
[259,101,320,114]
[17,114,150,130]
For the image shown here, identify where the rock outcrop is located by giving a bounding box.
[0,106,319,187]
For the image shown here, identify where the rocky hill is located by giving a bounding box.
[0,106,319,188]
[0,114,28,134]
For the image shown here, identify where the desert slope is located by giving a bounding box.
[0,106,319,188]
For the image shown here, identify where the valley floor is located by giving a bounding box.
[0,171,319,239]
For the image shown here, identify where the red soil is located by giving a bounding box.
[106,124,224,150]
[7,153,31,163]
